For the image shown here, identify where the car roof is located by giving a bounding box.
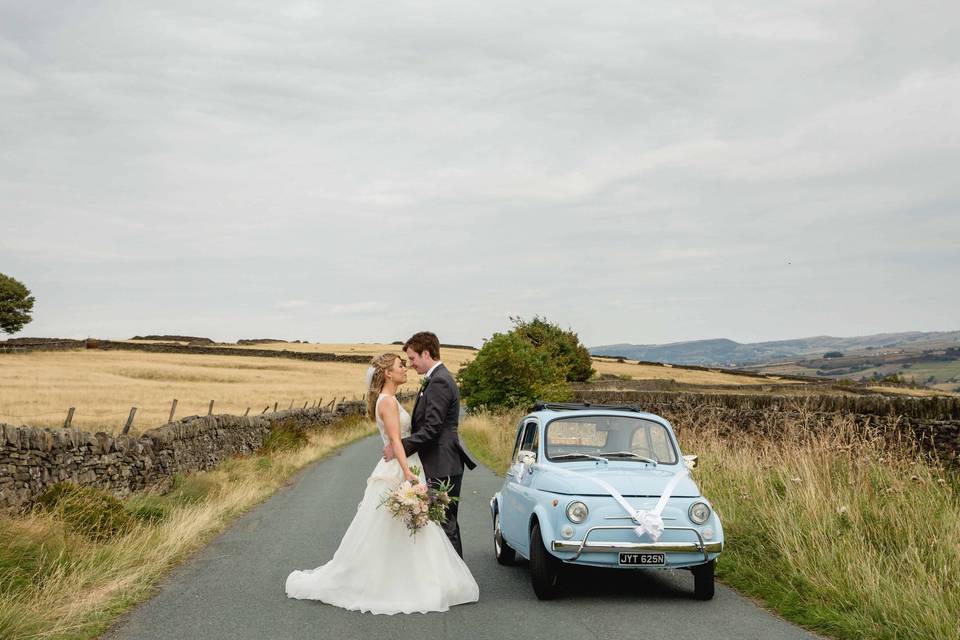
[523,403,673,428]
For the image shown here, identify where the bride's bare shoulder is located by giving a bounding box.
[377,394,399,412]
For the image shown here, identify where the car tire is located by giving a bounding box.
[494,511,517,565]
[692,560,715,600]
[529,521,562,600]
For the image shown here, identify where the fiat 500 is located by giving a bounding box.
[490,402,723,600]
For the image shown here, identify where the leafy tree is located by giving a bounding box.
[457,332,571,410]
[0,273,34,334]
[509,315,595,382]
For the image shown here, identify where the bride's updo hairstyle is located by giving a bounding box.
[365,353,400,418]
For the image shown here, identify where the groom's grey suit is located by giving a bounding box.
[401,363,477,557]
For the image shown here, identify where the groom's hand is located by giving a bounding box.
[383,443,395,461]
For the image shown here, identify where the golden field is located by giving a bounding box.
[589,358,802,386]
[3,342,946,435]
[0,349,417,435]
[213,340,480,368]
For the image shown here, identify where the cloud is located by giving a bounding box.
[327,302,383,316]
[1,0,958,346]
[273,299,309,309]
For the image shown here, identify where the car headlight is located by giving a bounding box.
[689,501,711,525]
[566,501,589,524]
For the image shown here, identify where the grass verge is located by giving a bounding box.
[0,414,376,640]
[460,408,960,640]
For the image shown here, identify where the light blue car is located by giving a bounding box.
[490,402,723,600]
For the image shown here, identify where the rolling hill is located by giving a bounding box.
[590,330,960,367]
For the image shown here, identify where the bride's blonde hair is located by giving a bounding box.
[366,352,401,418]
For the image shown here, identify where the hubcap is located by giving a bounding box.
[494,513,503,555]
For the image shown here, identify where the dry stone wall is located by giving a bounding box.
[0,397,404,513]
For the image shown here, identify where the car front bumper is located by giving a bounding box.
[551,525,722,563]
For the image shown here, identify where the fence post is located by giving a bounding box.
[168,399,178,423]
[63,407,75,429]
[274,402,278,412]
[208,400,215,415]
[262,406,269,414]
[288,400,294,409]
[122,407,137,434]
[244,407,251,416]
[302,401,308,410]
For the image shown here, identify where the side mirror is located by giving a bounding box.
[683,454,699,469]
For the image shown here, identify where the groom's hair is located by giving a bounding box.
[403,331,440,359]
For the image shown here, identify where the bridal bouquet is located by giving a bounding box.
[379,466,458,536]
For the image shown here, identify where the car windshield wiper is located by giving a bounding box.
[550,453,609,463]
[599,451,658,465]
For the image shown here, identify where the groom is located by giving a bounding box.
[383,331,477,558]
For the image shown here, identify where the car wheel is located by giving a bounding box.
[494,511,517,565]
[692,560,715,600]
[529,521,562,600]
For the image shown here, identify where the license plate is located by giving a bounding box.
[619,552,665,566]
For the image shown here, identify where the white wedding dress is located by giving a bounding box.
[285,393,479,614]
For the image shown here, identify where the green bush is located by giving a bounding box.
[124,494,170,523]
[259,418,310,454]
[457,332,571,410]
[34,482,135,541]
[876,373,905,385]
[165,474,220,505]
[509,315,595,382]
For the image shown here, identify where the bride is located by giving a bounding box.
[285,352,480,614]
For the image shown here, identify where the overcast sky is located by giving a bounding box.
[2,1,958,348]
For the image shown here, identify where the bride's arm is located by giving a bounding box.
[378,396,418,484]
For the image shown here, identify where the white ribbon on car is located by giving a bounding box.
[521,461,687,542]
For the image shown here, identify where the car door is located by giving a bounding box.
[502,418,539,555]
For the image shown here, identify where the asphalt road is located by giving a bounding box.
[100,434,818,640]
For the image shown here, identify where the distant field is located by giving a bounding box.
[589,358,801,386]
[128,340,798,386]
[860,360,960,393]
[212,341,480,370]
[6,342,952,435]
[0,350,407,435]
[757,359,960,395]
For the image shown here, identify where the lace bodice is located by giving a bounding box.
[375,393,412,445]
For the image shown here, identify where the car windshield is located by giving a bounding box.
[545,415,678,464]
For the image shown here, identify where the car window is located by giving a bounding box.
[518,420,539,460]
[547,420,608,448]
[630,423,674,462]
[510,420,525,462]
[546,415,677,464]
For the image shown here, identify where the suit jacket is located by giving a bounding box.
[401,363,478,478]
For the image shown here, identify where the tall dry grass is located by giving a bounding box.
[460,407,960,640]
[0,415,376,640]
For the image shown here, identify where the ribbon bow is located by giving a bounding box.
[632,509,665,539]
